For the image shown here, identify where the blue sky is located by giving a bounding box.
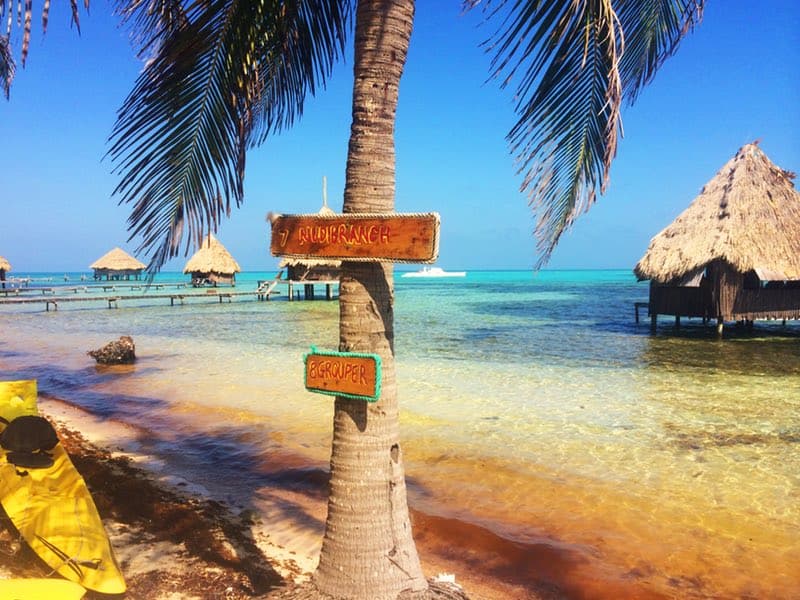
[2,1,798,272]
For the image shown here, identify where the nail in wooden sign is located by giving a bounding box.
[270,213,439,262]
[303,346,382,402]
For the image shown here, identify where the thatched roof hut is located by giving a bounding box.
[278,191,342,296]
[0,255,10,287]
[634,142,800,331]
[90,248,146,281]
[183,234,241,286]
[279,258,341,281]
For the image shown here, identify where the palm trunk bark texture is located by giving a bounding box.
[313,1,427,599]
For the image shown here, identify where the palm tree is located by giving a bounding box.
[3,1,705,597]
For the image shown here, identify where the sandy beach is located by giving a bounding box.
[0,394,550,600]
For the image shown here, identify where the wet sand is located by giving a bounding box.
[0,395,573,599]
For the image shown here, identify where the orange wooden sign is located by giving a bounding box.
[270,213,439,262]
[303,347,382,402]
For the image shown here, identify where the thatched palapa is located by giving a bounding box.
[279,258,341,282]
[0,255,10,288]
[277,192,340,300]
[183,234,241,286]
[90,248,146,281]
[634,142,800,331]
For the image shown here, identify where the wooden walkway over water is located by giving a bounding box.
[0,288,279,311]
[0,275,341,311]
[1,281,190,297]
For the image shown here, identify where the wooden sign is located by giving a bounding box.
[270,213,439,263]
[303,347,382,402]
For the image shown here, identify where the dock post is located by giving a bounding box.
[716,317,724,336]
[650,313,657,332]
[326,284,333,300]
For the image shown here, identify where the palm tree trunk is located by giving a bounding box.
[313,1,426,599]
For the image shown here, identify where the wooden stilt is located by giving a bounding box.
[650,313,657,332]
[716,318,724,335]
[675,315,681,329]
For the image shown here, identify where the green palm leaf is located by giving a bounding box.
[109,0,351,271]
[470,0,703,267]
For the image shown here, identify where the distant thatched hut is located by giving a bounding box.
[634,142,800,333]
[279,258,341,282]
[279,258,340,300]
[183,234,241,286]
[0,255,10,288]
[277,191,340,300]
[90,248,146,281]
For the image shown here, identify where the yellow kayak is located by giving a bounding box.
[0,380,126,595]
[0,577,86,599]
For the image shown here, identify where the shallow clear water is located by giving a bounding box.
[2,270,799,597]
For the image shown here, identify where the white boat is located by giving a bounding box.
[401,266,466,278]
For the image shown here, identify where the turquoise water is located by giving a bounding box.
[1,270,799,598]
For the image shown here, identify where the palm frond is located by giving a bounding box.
[616,0,703,103]
[109,0,351,272]
[0,34,14,98]
[0,0,85,93]
[114,0,190,58]
[469,0,703,267]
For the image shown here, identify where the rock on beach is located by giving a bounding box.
[87,336,136,365]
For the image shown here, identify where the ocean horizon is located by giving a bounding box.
[1,269,798,597]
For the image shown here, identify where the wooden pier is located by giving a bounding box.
[1,281,190,297]
[0,274,341,311]
[256,277,338,301]
[0,288,277,311]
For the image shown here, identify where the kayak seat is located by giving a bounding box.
[0,415,59,469]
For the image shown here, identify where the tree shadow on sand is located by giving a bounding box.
[0,362,600,599]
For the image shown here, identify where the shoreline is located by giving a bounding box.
[2,394,557,599]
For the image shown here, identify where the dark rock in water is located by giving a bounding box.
[88,336,136,364]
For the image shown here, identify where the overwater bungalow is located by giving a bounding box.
[634,142,800,333]
[279,258,340,300]
[276,188,340,300]
[183,234,241,287]
[90,248,146,281]
[0,256,10,288]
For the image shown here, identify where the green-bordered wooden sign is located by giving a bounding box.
[303,346,382,402]
[270,213,440,263]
